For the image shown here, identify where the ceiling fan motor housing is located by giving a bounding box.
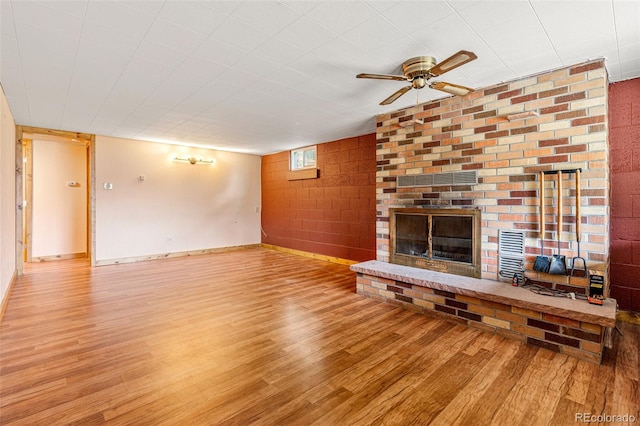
[402,56,437,80]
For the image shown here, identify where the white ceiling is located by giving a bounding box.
[1,1,639,155]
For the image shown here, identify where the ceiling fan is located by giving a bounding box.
[356,50,478,105]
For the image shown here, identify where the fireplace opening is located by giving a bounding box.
[390,208,481,278]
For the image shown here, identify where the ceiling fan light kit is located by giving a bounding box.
[357,50,478,105]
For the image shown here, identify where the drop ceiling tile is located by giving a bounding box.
[231,53,282,80]
[211,67,263,91]
[456,1,555,65]
[363,1,402,14]
[193,37,247,67]
[2,0,639,155]
[619,42,640,60]
[14,21,80,62]
[134,39,189,69]
[118,0,165,16]
[274,15,338,52]
[84,1,157,37]
[156,1,228,36]
[531,1,617,62]
[613,1,640,41]
[0,32,20,72]
[39,0,87,17]
[1,86,29,121]
[348,37,435,73]
[619,56,640,75]
[1,2,16,39]
[209,15,270,52]
[79,20,143,59]
[305,1,378,35]
[145,17,209,53]
[376,1,455,34]
[341,13,406,53]
[191,78,246,105]
[171,95,221,118]
[311,36,367,66]
[408,13,486,57]
[12,1,84,37]
[198,1,241,16]
[250,37,306,67]
[232,2,302,37]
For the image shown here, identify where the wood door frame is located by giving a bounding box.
[22,138,32,262]
[15,126,96,274]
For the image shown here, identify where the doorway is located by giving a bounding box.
[15,126,96,274]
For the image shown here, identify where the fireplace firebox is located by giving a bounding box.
[390,208,481,278]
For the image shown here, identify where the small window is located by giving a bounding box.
[290,145,316,170]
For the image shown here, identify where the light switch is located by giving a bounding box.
[103,182,113,190]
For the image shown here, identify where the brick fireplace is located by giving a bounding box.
[352,59,616,363]
[375,59,610,280]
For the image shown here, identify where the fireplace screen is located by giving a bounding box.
[390,208,481,278]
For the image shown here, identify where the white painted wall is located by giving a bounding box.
[32,139,87,258]
[0,86,16,307]
[95,136,261,263]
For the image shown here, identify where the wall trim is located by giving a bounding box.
[94,244,261,266]
[32,253,87,262]
[261,243,357,265]
[0,270,18,321]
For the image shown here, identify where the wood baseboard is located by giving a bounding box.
[94,244,261,266]
[0,270,18,321]
[32,252,87,262]
[261,243,357,266]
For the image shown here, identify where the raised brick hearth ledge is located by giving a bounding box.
[352,261,616,363]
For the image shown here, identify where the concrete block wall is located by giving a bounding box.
[375,60,610,289]
[609,78,640,311]
[261,134,376,262]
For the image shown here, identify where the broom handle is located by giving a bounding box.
[539,171,545,244]
[575,169,581,243]
[557,171,563,249]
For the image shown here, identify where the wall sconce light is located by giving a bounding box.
[173,156,215,165]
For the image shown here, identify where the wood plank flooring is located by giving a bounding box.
[0,247,638,425]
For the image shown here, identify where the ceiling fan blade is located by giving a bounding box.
[380,85,412,105]
[428,50,477,76]
[357,73,408,82]
[430,81,474,96]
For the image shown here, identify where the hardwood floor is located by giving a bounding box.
[1,247,638,425]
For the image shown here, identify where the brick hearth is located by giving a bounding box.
[352,260,616,363]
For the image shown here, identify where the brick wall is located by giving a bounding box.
[261,134,376,262]
[376,60,610,288]
[609,78,640,312]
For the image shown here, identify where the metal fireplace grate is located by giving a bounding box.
[498,230,525,282]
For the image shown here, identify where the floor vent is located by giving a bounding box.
[498,230,525,282]
[397,171,477,188]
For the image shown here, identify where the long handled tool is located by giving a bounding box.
[549,171,567,275]
[533,171,551,272]
[571,169,587,276]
